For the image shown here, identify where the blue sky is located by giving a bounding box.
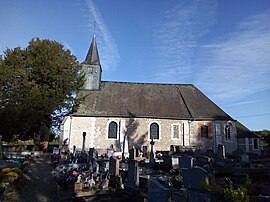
[0,0,269,131]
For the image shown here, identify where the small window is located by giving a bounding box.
[201,125,208,138]
[150,123,159,140]
[108,121,118,139]
[172,124,180,139]
[253,138,258,150]
[225,125,231,140]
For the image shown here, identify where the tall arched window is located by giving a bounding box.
[108,121,118,139]
[150,123,159,140]
[225,124,232,140]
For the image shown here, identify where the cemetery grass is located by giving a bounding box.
[2,154,58,202]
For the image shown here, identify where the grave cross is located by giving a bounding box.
[150,138,155,164]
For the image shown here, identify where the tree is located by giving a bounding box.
[0,38,84,141]
[255,129,270,148]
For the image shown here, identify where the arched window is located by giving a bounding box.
[201,125,209,138]
[225,122,232,140]
[150,123,159,140]
[108,121,118,139]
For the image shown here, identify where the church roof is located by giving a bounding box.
[236,122,258,138]
[73,81,233,120]
[83,35,100,65]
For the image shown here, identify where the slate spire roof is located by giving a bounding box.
[83,34,100,65]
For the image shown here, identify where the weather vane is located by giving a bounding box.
[94,20,96,35]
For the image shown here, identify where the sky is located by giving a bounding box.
[0,0,269,131]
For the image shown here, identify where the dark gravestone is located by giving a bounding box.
[194,149,202,158]
[179,155,194,170]
[148,180,170,202]
[89,148,95,163]
[182,167,209,190]
[127,160,139,189]
[188,190,212,202]
[196,156,211,167]
[109,156,120,176]
[129,147,136,160]
[205,149,215,158]
[163,155,172,170]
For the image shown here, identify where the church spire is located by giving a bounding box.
[82,34,102,90]
[83,34,101,66]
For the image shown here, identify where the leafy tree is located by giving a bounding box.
[0,38,84,141]
[255,129,270,148]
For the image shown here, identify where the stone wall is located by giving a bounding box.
[61,116,238,154]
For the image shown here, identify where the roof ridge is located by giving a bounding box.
[101,81,194,86]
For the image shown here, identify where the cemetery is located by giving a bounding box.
[1,134,270,202]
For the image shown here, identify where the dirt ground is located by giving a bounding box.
[2,154,60,202]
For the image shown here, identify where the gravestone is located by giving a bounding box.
[109,156,120,176]
[205,149,215,158]
[217,144,225,159]
[179,155,194,170]
[188,190,213,202]
[89,148,95,163]
[129,147,136,160]
[241,153,250,167]
[196,156,211,167]
[99,157,106,173]
[127,160,139,188]
[163,155,172,170]
[195,149,202,158]
[182,167,209,190]
[148,180,170,202]
[92,159,99,173]
[172,156,179,169]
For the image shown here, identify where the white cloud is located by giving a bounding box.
[226,99,264,107]
[82,0,119,71]
[151,0,217,83]
[196,10,270,102]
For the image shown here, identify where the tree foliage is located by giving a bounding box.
[0,38,84,141]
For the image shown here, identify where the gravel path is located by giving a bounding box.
[2,154,60,202]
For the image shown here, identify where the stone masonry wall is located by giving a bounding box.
[61,116,237,154]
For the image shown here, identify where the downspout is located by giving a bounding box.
[178,87,193,147]
[68,116,73,150]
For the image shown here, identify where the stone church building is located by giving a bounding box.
[60,35,249,155]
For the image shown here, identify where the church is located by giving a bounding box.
[59,35,256,155]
